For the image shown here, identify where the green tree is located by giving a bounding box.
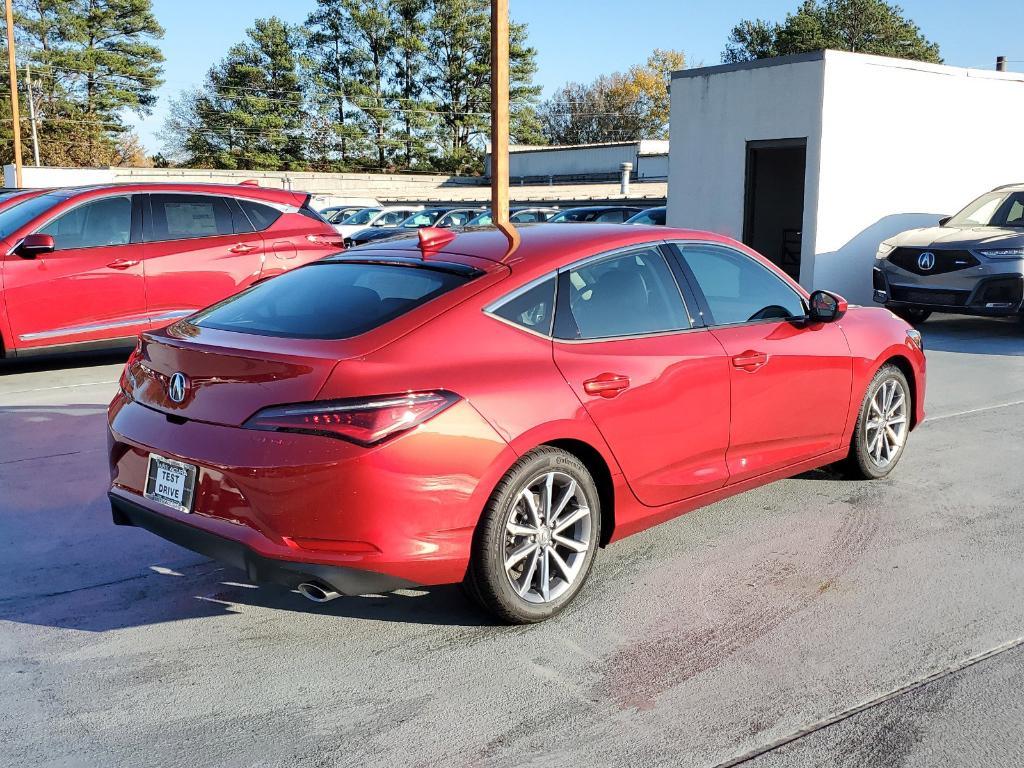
[9,0,164,166]
[723,0,941,64]
[538,49,685,145]
[166,18,306,170]
[423,0,541,173]
[393,0,431,168]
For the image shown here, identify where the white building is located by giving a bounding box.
[667,50,1024,303]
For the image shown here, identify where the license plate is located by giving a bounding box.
[144,453,197,513]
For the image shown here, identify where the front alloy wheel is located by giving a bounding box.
[466,447,601,623]
[845,364,912,479]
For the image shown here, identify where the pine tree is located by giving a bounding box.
[170,18,307,170]
[10,0,164,166]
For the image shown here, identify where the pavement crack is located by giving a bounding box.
[710,633,1024,767]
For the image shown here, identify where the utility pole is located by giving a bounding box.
[490,0,510,228]
[4,0,22,186]
[996,56,1007,72]
[25,62,38,166]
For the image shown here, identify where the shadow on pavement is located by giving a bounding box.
[0,345,133,375]
[919,314,1024,356]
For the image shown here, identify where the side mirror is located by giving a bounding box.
[17,233,55,258]
[807,290,848,323]
[938,216,951,227]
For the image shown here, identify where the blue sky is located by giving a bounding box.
[129,0,1023,152]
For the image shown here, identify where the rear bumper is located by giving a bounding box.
[111,492,416,595]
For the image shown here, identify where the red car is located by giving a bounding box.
[108,224,926,623]
[0,183,343,357]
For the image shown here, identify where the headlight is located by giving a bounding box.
[876,241,896,259]
[978,248,1024,259]
[906,329,923,350]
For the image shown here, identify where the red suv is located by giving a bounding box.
[0,183,343,357]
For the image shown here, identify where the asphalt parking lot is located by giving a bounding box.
[2,315,1024,768]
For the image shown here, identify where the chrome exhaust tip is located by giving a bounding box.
[297,581,341,603]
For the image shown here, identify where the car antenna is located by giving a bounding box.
[418,227,456,257]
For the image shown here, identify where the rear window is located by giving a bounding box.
[238,200,283,231]
[191,263,470,339]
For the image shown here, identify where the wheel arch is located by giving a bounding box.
[877,353,919,428]
[542,438,616,547]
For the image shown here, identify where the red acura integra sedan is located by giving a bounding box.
[108,224,925,623]
[0,183,343,358]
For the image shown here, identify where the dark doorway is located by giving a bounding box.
[743,139,807,282]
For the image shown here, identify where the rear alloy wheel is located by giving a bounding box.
[465,447,600,623]
[894,307,931,324]
[845,364,912,480]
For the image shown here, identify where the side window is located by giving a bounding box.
[490,277,556,335]
[679,244,805,325]
[595,209,627,223]
[511,211,539,223]
[227,199,255,234]
[377,211,405,226]
[148,194,233,242]
[238,200,283,231]
[555,247,690,340]
[37,196,132,250]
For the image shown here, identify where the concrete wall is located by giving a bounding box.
[814,51,1024,302]
[3,163,666,208]
[667,53,826,287]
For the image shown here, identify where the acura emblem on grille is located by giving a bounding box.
[917,251,936,271]
[168,372,189,404]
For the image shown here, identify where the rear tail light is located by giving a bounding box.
[243,391,460,446]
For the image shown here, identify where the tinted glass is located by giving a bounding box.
[627,208,665,225]
[437,210,473,227]
[344,208,381,225]
[680,244,804,325]
[467,212,492,226]
[376,211,407,226]
[595,209,630,223]
[38,196,132,249]
[147,194,232,241]
[403,210,445,227]
[492,277,556,335]
[192,263,470,339]
[0,192,71,239]
[228,199,255,234]
[556,247,689,340]
[238,199,282,231]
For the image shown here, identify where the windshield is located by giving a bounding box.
[947,191,1024,228]
[402,209,447,227]
[466,211,492,226]
[550,209,602,223]
[0,192,69,239]
[345,207,382,226]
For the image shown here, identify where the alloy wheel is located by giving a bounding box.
[865,378,908,468]
[503,471,593,604]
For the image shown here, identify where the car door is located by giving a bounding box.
[551,244,731,507]
[2,194,146,350]
[672,242,853,484]
[141,193,265,324]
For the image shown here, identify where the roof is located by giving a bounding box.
[352,222,740,280]
[671,49,1024,83]
[29,181,308,206]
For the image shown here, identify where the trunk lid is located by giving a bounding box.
[129,325,350,426]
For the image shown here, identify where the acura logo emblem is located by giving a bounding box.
[918,251,936,271]
[168,372,189,404]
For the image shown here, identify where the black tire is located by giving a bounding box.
[465,447,601,624]
[843,364,912,480]
[894,307,931,324]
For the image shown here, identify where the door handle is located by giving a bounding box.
[229,243,256,254]
[107,258,140,270]
[732,350,768,372]
[583,373,631,398]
